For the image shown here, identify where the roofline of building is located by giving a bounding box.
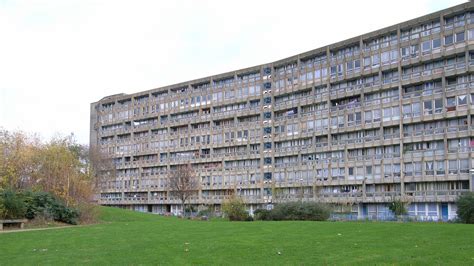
[93,1,472,104]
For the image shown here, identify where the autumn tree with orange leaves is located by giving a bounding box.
[0,129,96,222]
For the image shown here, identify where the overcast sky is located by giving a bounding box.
[0,0,467,144]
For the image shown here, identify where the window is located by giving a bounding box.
[458,95,467,105]
[365,110,372,123]
[424,100,433,115]
[372,54,380,66]
[469,29,474,40]
[456,31,465,43]
[390,50,398,61]
[428,203,437,216]
[422,40,431,52]
[364,57,371,68]
[401,46,410,58]
[402,104,411,117]
[448,160,458,174]
[263,127,272,134]
[264,172,272,180]
[417,204,426,216]
[436,160,445,175]
[264,97,272,104]
[410,44,419,56]
[264,157,272,165]
[264,142,272,149]
[425,161,434,175]
[432,38,441,49]
[447,97,456,107]
[373,109,381,121]
[383,108,392,121]
[346,61,353,71]
[348,167,354,176]
[405,163,413,176]
[366,166,372,176]
[434,99,443,113]
[382,51,390,64]
[384,164,392,177]
[321,68,328,78]
[412,102,421,116]
[460,159,469,173]
[337,64,343,76]
[264,112,272,119]
[314,69,321,79]
[354,59,361,69]
[445,34,454,45]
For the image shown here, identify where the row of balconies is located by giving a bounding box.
[273,48,470,98]
[98,51,470,126]
[98,189,470,206]
[110,173,470,190]
[106,171,470,190]
[98,83,472,139]
[100,118,471,149]
[110,151,467,171]
[111,141,472,169]
[109,131,471,162]
[98,92,473,140]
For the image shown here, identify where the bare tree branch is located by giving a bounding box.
[88,146,116,193]
[168,164,199,216]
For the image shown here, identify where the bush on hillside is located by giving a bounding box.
[21,190,80,224]
[254,202,331,221]
[222,196,250,221]
[457,192,474,224]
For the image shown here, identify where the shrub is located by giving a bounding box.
[254,209,273,221]
[388,199,408,216]
[457,192,474,224]
[222,196,249,221]
[77,203,99,224]
[23,191,80,224]
[267,202,331,221]
[0,189,26,219]
[197,208,213,218]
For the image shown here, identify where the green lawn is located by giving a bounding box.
[0,207,473,265]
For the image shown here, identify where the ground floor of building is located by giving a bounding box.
[106,201,458,221]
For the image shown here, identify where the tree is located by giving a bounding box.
[222,195,249,221]
[0,129,40,190]
[0,129,97,223]
[388,198,408,217]
[88,145,116,194]
[456,192,474,224]
[168,164,199,216]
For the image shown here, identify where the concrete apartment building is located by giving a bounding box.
[91,2,474,220]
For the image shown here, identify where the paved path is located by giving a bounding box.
[0,224,89,234]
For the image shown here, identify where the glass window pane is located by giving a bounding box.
[445,34,454,45]
[422,40,431,51]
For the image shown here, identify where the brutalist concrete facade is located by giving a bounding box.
[91,2,474,219]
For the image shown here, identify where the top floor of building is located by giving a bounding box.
[92,2,474,113]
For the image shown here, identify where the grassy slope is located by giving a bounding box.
[0,207,473,265]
